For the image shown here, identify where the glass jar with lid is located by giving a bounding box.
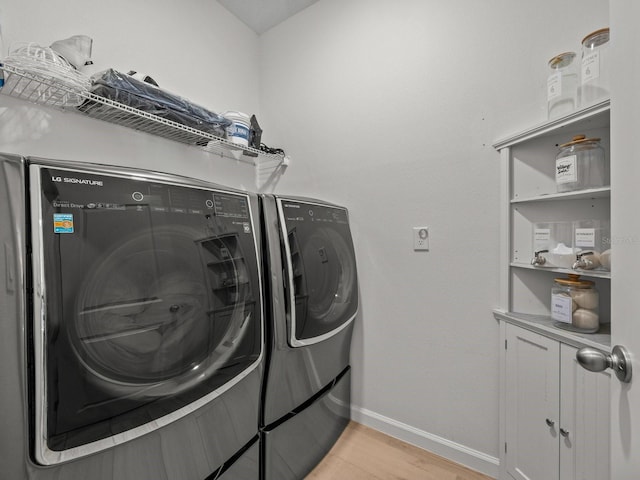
[555,134,606,192]
[547,52,578,119]
[531,221,575,268]
[579,27,610,107]
[552,274,599,333]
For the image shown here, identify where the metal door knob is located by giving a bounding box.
[576,345,632,383]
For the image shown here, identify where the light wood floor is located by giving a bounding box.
[306,422,495,480]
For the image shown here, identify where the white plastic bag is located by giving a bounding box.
[50,35,93,70]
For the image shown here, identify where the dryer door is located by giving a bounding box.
[31,165,263,465]
[277,199,358,347]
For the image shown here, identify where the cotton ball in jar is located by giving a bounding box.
[600,249,611,271]
[571,288,599,310]
[573,308,599,330]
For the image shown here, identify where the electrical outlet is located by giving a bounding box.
[413,226,429,251]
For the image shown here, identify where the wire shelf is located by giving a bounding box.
[0,63,284,163]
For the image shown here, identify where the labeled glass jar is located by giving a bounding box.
[547,52,578,119]
[579,27,610,107]
[572,219,610,271]
[552,274,599,333]
[531,221,575,268]
[555,134,606,192]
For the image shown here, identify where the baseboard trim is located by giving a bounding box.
[350,406,499,479]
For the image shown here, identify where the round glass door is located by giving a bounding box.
[71,227,249,391]
[36,167,262,454]
[279,199,358,344]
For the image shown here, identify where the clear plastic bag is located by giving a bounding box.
[50,35,93,70]
[80,69,231,138]
[1,42,90,106]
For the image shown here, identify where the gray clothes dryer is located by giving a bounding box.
[0,154,263,480]
[260,194,359,480]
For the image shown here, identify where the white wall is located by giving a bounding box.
[0,0,261,189]
[259,0,608,475]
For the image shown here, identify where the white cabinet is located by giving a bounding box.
[504,325,559,480]
[494,103,613,479]
[559,341,611,480]
[503,323,610,480]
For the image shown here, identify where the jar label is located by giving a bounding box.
[551,293,573,323]
[575,228,596,248]
[534,228,551,248]
[582,51,600,84]
[547,72,561,101]
[556,155,578,184]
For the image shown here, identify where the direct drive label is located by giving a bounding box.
[53,213,74,234]
[556,155,578,184]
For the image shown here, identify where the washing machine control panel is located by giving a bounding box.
[281,201,348,225]
[44,167,250,220]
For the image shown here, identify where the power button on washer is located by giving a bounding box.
[132,192,144,202]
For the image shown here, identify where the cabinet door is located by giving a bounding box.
[505,325,560,480]
[559,344,611,480]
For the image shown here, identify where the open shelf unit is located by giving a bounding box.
[0,63,285,166]
[493,100,611,350]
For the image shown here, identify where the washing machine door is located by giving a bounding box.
[277,198,358,347]
[30,164,263,465]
